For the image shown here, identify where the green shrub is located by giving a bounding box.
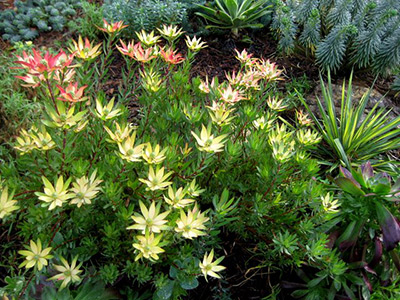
[68,2,104,41]
[102,0,197,36]
[0,0,81,43]
[0,28,333,298]
[195,0,272,37]
[271,0,400,75]
[0,42,41,141]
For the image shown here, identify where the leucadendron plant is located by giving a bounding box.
[1,23,331,299]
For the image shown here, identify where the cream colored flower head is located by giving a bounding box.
[253,113,275,131]
[267,97,288,112]
[296,129,322,146]
[158,24,184,43]
[136,30,160,47]
[191,124,227,153]
[31,126,56,151]
[322,193,340,213]
[14,128,37,154]
[199,249,226,281]
[35,176,74,210]
[104,122,133,144]
[48,256,83,290]
[70,170,103,208]
[271,140,295,163]
[219,84,246,104]
[185,35,207,52]
[95,97,122,120]
[18,239,53,271]
[140,69,163,93]
[175,205,209,239]
[163,186,194,208]
[239,70,262,90]
[127,201,170,234]
[43,102,87,129]
[133,232,164,261]
[117,131,145,163]
[0,186,19,219]
[139,166,173,191]
[207,101,235,127]
[185,179,205,198]
[198,76,217,94]
[142,143,167,165]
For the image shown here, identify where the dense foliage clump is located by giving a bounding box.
[271,0,400,75]
[102,0,203,36]
[0,0,81,42]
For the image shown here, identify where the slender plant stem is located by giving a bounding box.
[113,164,127,183]
[59,129,67,174]
[88,134,105,170]
[45,78,59,115]
[262,164,281,201]
[18,272,34,299]
[139,104,153,139]
[233,121,249,144]
[14,190,37,197]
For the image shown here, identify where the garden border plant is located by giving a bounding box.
[1,16,400,300]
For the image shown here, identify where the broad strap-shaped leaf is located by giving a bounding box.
[375,201,400,251]
[336,220,364,250]
[222,0,239,18]
[335,178,365,196]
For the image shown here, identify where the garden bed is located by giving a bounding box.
[1,1,400,299]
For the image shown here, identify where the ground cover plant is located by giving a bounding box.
[0,12,400,300]
[271,0,400,75]
[0,0,81,42]
[102,0,202,37]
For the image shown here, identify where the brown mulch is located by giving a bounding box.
[0,0,13,10]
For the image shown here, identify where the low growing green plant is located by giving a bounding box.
[298,71,400,171]
[271,0,400,75]
[0,42,41,144]
[68,1,104,41]
[102,0,193,37]
[195,0,272,37]
[0,0,81,43]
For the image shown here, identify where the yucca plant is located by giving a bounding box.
[298,71,400,170]
[195,0,272,37]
